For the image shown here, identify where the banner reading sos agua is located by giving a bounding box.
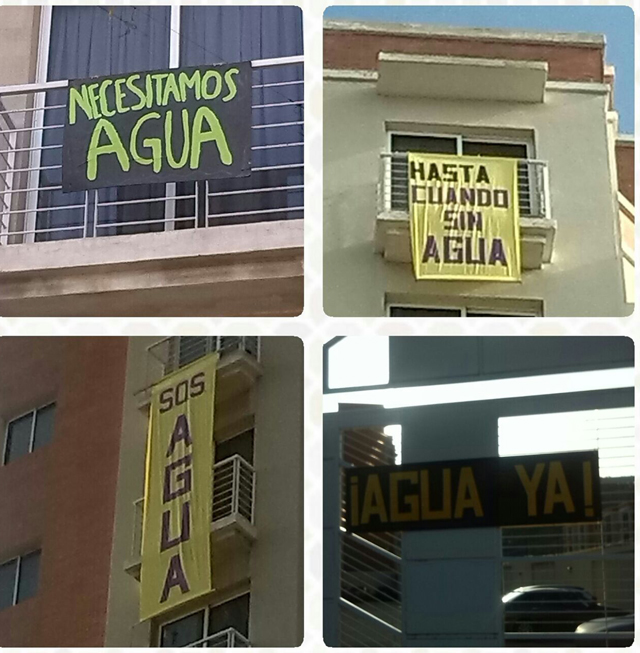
[140,353,218,621]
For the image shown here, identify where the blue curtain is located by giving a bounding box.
[38,7,170,240]
[177,6,304,227]
[36,6,303,240]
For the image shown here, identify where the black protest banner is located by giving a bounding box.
[345,450,600,534]
[62,62,252,192]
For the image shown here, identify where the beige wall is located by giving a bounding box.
[0,7,40,87]
[104,337,304,647]
[323,76,629,317]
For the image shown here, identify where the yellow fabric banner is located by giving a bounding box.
[408,153,521,281]
[140,353,218,621]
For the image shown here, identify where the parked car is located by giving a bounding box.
[503,585,629,633]
[576,614,634,633]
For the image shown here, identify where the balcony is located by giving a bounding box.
[140,336,262,406]
[375,152,557,271]
[126,454,256,579]
[185,627,250,647]
[0,57,303,316]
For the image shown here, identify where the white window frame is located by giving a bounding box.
[157,590,251,647]
[0,550,41,608]
[2,402,56,465]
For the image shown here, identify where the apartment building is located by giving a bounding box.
[0,335,304,647]
[323,20,633,317]
[0,6,304,316]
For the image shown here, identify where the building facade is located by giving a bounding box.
[0,335,304,647]
[323,20,633,317]
[0,6,304,316]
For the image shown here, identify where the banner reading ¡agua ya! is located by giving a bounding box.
[408,153,521,281]
[140,353,218,621]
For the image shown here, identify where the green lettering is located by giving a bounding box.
[162,74,182,106]
[165,109,190,169]
[68,86,93,124]
[151,73,169,106]
[190,106,232,169]
[201,70,222,100]
[130,112,162,173]
[178,70,201,102]
[86,119,130,181]
[98,79,115,118]
[87,83,102,120]
[222,67,239,102]
[125,74,147,111]
[145,74,154,109]
[114,78,129,114]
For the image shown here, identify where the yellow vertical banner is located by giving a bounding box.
[140,353,218,621]
[408,153,521,281]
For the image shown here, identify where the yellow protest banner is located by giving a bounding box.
[408,153,521,281]
[140,353,218,621]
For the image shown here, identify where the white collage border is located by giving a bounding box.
[0,0,638,651]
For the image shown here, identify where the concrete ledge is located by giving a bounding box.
[377,52,547,103]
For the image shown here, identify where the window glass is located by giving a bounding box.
[208,593,250,638]
[4,413,33,464]
[178,337,209,367]
[0,559,17,610]
[16,551,41,603]
[391,135,457,154]
[462,141,528,158]
[32,404,56,451]
[37,7,172,242]
[161,610,205,647]
[215,430,254,464]
[389,307,462,318]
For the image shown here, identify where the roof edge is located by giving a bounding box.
[324,19,605,48]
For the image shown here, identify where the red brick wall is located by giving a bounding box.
[616,142,635,205]
[324,29,604,83]
[0,337,129,647]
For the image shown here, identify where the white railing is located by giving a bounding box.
[0,56,303,245]
[378,152,550,220]
[148,336,260,376]
[132,455,256,558]
[185,627,250,647]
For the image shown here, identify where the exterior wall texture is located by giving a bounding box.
[0,337,128,647]
[324,26,629,317]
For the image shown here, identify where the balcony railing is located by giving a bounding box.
[0,56,303,245]
[185,627,250,647]
[148,336,260,376]
[131,454,256,560]
[378,152,550,220]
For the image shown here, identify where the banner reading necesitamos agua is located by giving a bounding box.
[408,153,521,281]
[140,353,218,621]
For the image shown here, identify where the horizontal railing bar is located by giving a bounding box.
[208,205,303,219]
[1,123,63,135]
[6,223,84,237]
[251,141,303,151]
[339,598,402,634]
[0,103,66,116]
[1,202,85,216]
[253,79,303,90]
[252,120,304,130]
[2,184,61,195]
[253,100,304,109]
[251,163,303,172]
[95,215,196,229]
[208,184,303,198]
[97,194,196,208]
[0,143,62,156]
[4,163,60,174]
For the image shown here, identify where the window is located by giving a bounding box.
[215,429,254,466]
[3,403,56,465]
[388,306,538,318]
[0,551,41,611]
[388,132,534,214]
[160,593,250,647]
[26,6,303,242]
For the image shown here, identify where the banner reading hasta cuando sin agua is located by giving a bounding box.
[408,153,521,281]
[140,353,218,621]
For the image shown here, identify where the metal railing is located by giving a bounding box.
[378,152,550,220]
[0,56,303,245]
[148,336,260,376]
[185,627,250,647]
[131,454,256,558]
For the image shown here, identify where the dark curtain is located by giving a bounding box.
[37,7,170,240]
[176,6,304,227]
